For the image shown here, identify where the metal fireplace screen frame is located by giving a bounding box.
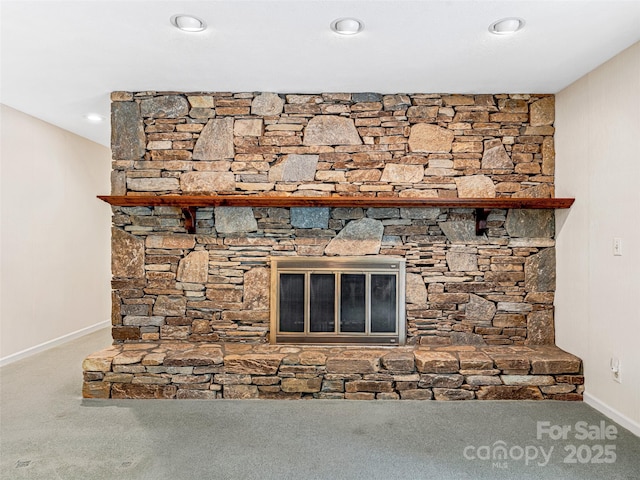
[270,257,406,345]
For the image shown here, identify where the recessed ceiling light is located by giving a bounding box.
[84,113,105,123]
[330,18,364,36]
[489,17,525,35]
[170,14,207,32]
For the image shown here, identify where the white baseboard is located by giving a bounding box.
[0,320,110,367]
[584,391,640,437]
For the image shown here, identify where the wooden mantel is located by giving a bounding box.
[98,195,575,235]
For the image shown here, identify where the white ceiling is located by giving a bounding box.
[1,0,639,147]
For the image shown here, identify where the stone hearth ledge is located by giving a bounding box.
[82,344,582,401]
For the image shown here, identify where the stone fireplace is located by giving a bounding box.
[82,91,583,400]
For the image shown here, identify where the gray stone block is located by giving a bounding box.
[111,101,145,159]
[140,95,189,118]
[353,93,382,102]
[505,209,554,238]
[291,207,329,229]
[214,207,258,233]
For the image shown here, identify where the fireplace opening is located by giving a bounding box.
[270,257,406,345]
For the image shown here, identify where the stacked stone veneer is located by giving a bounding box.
[83,343,583,400]
[109,91,559,347]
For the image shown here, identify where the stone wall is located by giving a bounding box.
[110,91,557,346]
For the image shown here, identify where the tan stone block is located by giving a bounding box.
[177,250,209,283]
[206,287,243,303]
[251,93,284,116]
[180,171,235,194]
[442,95,474,106]
[400,389,433,400]
[458,351,493,370]
[345,392,375,400]
[380,164,424,183]
[452,141,483,153]
[223,384,259,399]
[376,392,400,400]
[83,348,119,372]
[112,228,145,278]
[213,374,252,385]
[160,325,190,340]
[476,385,543,400]
[408,124,454,153]
[429,293,469,304]
[414,350,459,373]
[127,177,179,192]
[242,267,270,310]
[103,373,134,383]
[146,235,195,249]
[224,354,284,375]
[279,365,322,375]
[526,310,555,345]
[382,352,415,372]
[251,376,281,386]
[171,374,211,384]
[83,382,111,399]
[281,377,322,393]
[433,388,475,400]
[131,374,171,385]
[111,91,133,102]
[187,95,214,108]
[500,375,555,386]
[345,380,394,393]
[176,389,217,399]
[493,314,526,328]
[154,295,187,316]
[303,116,362,146]
[113,351,145,365]
[489,113,529,123]
[515,162,541,174]
[455,175,496,198]
[542,137,555,175]
[465,375,502,386]
[555,375,584,385]
[142,353,166,366]
[164,346,223,367]
[418,374,464,388]
[321,380,344,392]
[540,384,576,394]
[111,383,177,399]
[530,96,555,126]
[498,99,528,113]
[529,349,581,374]
[299,351,328,366]
[191,319,211,335]
[491,354,530,373]
[326,350,384,374]
[234,119,263,137]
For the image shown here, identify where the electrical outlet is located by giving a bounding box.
[613,237,623,256]
[610,357,622,383]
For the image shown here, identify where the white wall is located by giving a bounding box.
[0,105,112,363]
[556,41,640,435]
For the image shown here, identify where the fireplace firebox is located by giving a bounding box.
[270,257,406,345]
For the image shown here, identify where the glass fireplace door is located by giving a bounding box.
[271,257,406,345]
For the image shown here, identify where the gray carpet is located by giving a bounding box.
[1,328,639,480]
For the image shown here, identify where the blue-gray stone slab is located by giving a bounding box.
[291,208,330,229]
